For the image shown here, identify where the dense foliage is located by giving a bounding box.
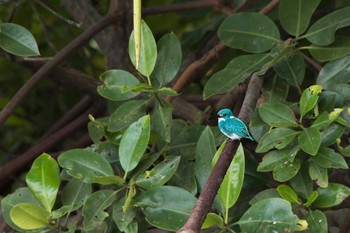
[0,0,350,232]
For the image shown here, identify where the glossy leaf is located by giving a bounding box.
[290,165,313,199]
[10,203,49,230]
[249,109,270,142]
[58,149,114,183]
[202,213,224,229]
[136,156,180,189]
[203,53,273,99]
[218,13,280,53]
[212,139,227,168]
[119,115,151,173]
[313,147,348,169]
[218,143,245,208]
[256,128,299,153]
[195,126,216,191]
[61,178,92,212]
[313,183,350,208]
[305,191,319,207]
[257,146,299,172]
[82,190,116,231]
[151,101,172,142]
[320,123,345,146]
[239,198,301,232]
[1,188,39,231]
[129,20,157,77]
[259,102,298,127]
[26,153,59,212]
[273,158,301,182]
[312,111,331,130]
[300,85,322,118]
[112,197,137,232]
[309,160,328,188]
[279,0,321,37]
[273,52,305,88]
[305,7,350,46]
[136,186,197,231]
[307,36,350,62]
[337,138,350,157]
[93,175,124,186]
[151,33,182,88]
[277,184,300,204]
[298,127,321,155]
[108,99,149,132]
[97,70,140,101]
[0,23,40,56]
[249,189,280,205]
[305,210,327,233]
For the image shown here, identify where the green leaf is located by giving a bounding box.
[61,178,92,212]
[279,0,321,37]
[108,99,149,132]
[151,101,172,142]
[305,7,350,46]
[307,36,350,62]
[136,186,197,231]
[93,175,125,186]
[97,70,140,101]
[203,53,273,99]
[313,183,350,208]
[218,143,245,208]
[0,23,40,56]
[157,87,179,96]
[337,138,350,157]
[309,160,328,188]
[257,146,299,172]
[151,33,182,88]
[168,161,197,195]
[202,213,224,229]
[249,109,270,141]
[273,158,301,182]
[58,149,114,183]
[82,190,116,231]
[119,115,151,173]
[212,139,227,168]
[312,111,331,130]
[277,184,300,204]
[300,85,322,118]
[258,102,298,127]
[256,128,299,153]
[263,75,289,102]
[305,191,319,208]
[129,20,157,77]
[239,198,301,232]
[249,189,280,205]
[313,147,348,169]
[195,126,216,191]
[1,188,40,231]
[218,13,280,53]
[26,153,59,212]
[305,210,327,233]
[290,165,313,199]
[273,52,305,88]
[298,127,321,155]
[136,156,180,189]
[320,123,345,146]
[10,203,49,230]
[112,197,137,232]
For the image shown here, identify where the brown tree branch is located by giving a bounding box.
[0,12,119,127]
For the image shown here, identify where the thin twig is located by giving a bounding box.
[0,12,119,127]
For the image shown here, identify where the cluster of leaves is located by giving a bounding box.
[2,0,350,232]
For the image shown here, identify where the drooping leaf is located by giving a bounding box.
[129,20,157,77]
[112,197,137,232]
[119,115,151,173]
[58,149,114,183]
[151,33,182,88]
[136,156,180,189]
[298,127,321,156]
[256,128,299,153]
[313,147,348,169]
[305,210,327,233]
[305,7,350,46]
[279,0,321,37]
[273,52,305,88]
[239,198,302,232]
[97,70,140,101]
[10,203,49,230]
[26,153,60,212]
[151,100,172,142]
[218,13,280,53]
[82,190,116,231]
[277,184,300,204]
[0,23,40,56]
[136,186,197,231]
[203,53,273,99]
[108,99,149,132]
[258,102,299,127]
[202,213,224,229]
[313,183,350,208]
[307,36,350,62]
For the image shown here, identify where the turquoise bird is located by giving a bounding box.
[217,108,254,141]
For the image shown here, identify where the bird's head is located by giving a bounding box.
[217,108,233,120]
